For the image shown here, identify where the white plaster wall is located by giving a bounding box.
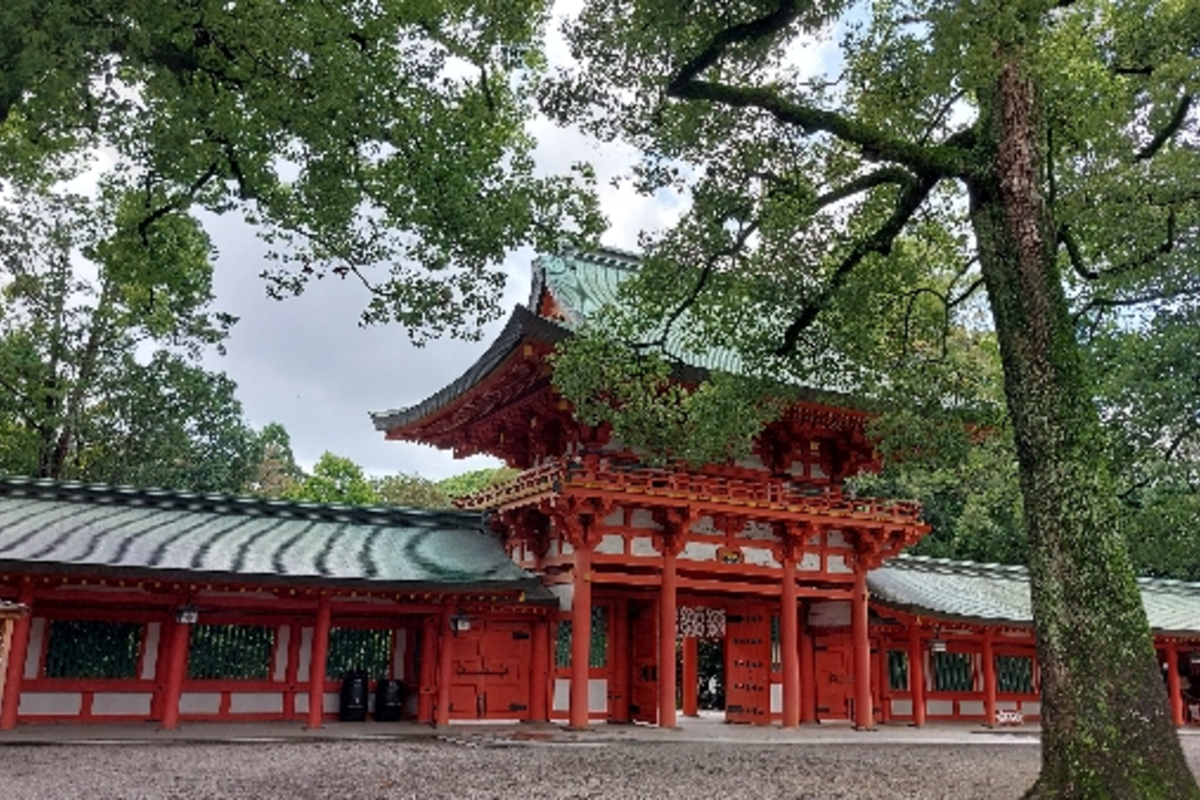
[691,515,720,535]
[891,698,913,716]
[230,693,285,714]
[827,554,852,574]
[298,627,313,681]
[630,509,658,529]
[959,700,985,716]
[739,521,776,541]
[630,537,658,557]
[553,678,569,712]
[323,692,339,712]
[273,626,290,681]
[24,618,45,678]
[550,584,573,612]
[92,692,153,715]
[589,679,608,713]
[742,546,780,568]
[561,540,575,556]
[140,622,160,680]
[548,539,560,557]
[1023,701,1041,715]
[595,534,625,555]
[926,699,954,715]
[295,694,308,713]
[179,692,221,714]
[681,541,719,562]
[798,552,821,571]
[770,683,782,713]
[603,508,624,526]
[19,692,81,715]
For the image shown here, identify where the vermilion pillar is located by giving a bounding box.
[659,547,678,729]
[1167,645,1185,727]
[0,583,34,730]
[982,632,997,727]
[159,616,192,730]
[800,620,816,723]
[682,636,699,717]
[306,594,332,729]
[610,595,630,723]
[418,614,438,724]
[909,625,926,727]
[852,569,873,730]
[781,555,800,728]
[569,545,593,730]
[530,616,550,722]
[436,605,454,727]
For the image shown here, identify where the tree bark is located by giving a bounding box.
[971,60,1198,799]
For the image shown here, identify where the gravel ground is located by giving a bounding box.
[3,736,1200,799]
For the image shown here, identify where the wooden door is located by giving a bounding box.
[814,637,854,720]
[725,604,770,725]
[449,620,532,720]
[629,600,658,724]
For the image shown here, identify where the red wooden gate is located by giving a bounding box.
[629,600,658,724]
[814,637,854,720]
[724,603,770,725]
[449,620,532,719]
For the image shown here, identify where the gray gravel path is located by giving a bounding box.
[3,736,1200,799]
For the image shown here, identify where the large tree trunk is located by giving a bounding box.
[970,61,1198,798]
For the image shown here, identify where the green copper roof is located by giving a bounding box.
[0,477,550,598]
[537,248,748,376]
[870,555,1200,634]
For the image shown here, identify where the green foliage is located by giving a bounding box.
[372,472,452,509]
[0,0,604,339]
[284,452,379,506]
[244,423,304,499]
[0,184,256,492]
[435,467,519,499]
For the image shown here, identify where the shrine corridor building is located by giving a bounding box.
[3,250,1200,731]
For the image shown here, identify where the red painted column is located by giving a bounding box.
[0,583,34,730]
[610,594,630,723]
[852,569,873,730]
[681,636,699,717]
[569,545,593,730]
[530,616,549,722]
[1168,645,1185,727]
[284,622,301,719]
[306,594,331,729]
[159,616,192,730]
[909,625,926,727]
[982,631,997,727]
[417,614,438,724]
[781,555,800,728]
[659,547,678,729]
[436,605,454,727]
[800,613,816,723]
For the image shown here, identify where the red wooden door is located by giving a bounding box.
[814,637,854,720]
[449,620,532,720]
[629,600,658,724]
[725,604,770,725]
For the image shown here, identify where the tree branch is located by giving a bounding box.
[1136,94,1194,161]
[775,173,939,355]
[665,0,971,178]
[812,166,917,210]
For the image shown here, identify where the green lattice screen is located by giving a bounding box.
[44,620,142,679]
[996,654,1035,693]
[188,624,274,680]
[326,628,393,679]
[555,607,608,668]
[887,650,909,691]
[932,651,974,692]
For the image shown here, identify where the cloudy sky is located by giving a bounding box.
[195,5,837,481]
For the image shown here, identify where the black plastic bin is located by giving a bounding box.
[338,670,369,722]
[374,678,404,722]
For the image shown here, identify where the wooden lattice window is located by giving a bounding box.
[996,654,1035,694]
[887,650,909,691]
[555,607,608,669]
[188,624,274,680]
[326,628,393,680]
[932,651,975,692]
[44,620,142,679]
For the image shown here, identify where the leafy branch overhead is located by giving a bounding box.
[0,0,605,341]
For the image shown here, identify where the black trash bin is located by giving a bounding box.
[339,670,369,722]
[374,678,404,722]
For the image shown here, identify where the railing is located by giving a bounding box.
[455,456,924,527]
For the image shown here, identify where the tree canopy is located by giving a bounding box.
[544,0,1199,795]
[0,0,603,340]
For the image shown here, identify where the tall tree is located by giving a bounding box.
[546,1,1200,795]
[283,452,379,506]
[0,185,257,493]
[0,0,602,338]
